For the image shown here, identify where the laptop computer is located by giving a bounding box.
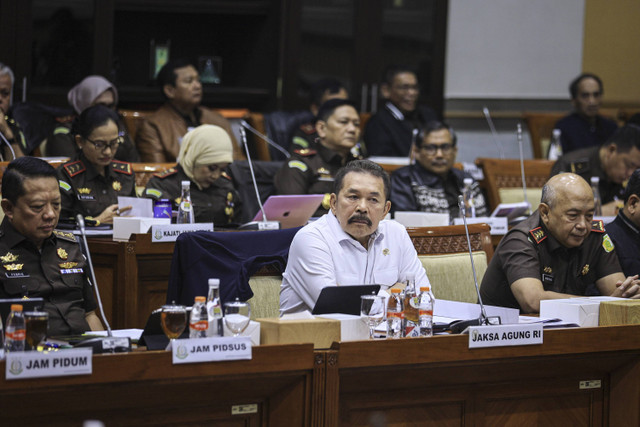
[253,194,325,229]
[0,298,44,324]
[312,285,381,316]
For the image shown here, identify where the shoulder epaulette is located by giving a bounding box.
[529,226,547,244]
[55,115,75,124]
[591,219,605,233]
[111,160,132,175]
[153,168,177,179]
[63,160,86,178]
[53,230,77,242]
[300,123,316,135]
[294,148,317,157]
[569,159,590,174]
[221,171,232,181]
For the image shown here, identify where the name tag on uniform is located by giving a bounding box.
[5,272,29,279]
[60,268,84,275]
[78,195,95,201]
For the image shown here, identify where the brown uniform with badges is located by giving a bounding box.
[290,122,318,153]
[143,164,242,225]
[57,153,136,221]
[274,144,360,217]
[0,219,97,335]
[479,211,621,311]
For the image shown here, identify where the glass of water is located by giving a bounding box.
[224,298,251,337]
[360,294,385,339]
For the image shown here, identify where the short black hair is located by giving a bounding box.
[2,157,57,204]
[382,64,417,86]
[72,104,121,140]
[333,159,390,201]
[310,78,346,108]
[623,168,640,203]
[156,58,197,98]
[316,98,359,123]
[604,124,640,153]
[569,73,603,99]
[418,120,457,147]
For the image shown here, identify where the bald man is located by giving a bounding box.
[480,173,640,313]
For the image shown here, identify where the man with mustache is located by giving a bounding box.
[280,159,429,314]
[389,120,487,220]
[480,173,640,313]
[136,58,241,162]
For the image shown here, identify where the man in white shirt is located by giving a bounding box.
[280,159,429,314]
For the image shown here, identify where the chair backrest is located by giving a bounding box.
[244,112,272,161]
[407,223,493,303]
[476,157,555,211]
[522,112,565,159]
[119,110,151,143]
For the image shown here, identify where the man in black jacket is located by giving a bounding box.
[607,169,640,277]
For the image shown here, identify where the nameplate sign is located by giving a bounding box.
[5,348,93,380]
[468,323,543,349]
[453,217,508,235]
[172,337,252,364]
[151,223,214,242]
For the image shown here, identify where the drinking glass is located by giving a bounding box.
[25,311,49,351]
[224,298,251,337]
[360,295,385,339]
[161,304,187,348]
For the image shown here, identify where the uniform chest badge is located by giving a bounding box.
[4,263,23,271]
[57,248,68,260]
[581,264,590,276]
[543,266,552,274]
[78,187,91,194]
[112,181,122,191]
[59,262,78,269]
[383,248,390,256]
[317,167,331,176]
[0,252,18,263]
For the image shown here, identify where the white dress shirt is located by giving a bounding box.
[279,211,429,314]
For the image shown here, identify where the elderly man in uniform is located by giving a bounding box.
[280,160,429,314]
[0,157,103,335]
[551,125,640,216]
[0,62,27,159]
[275,98,363,216]
[390,120,488,220]
[136,58,241,162]
[606,169,640,277]
[480,173,640,313]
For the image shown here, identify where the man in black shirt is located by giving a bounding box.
[607,169,640,277]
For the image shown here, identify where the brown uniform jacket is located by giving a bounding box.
[135,103,241,162]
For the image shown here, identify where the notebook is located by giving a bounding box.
[312,285,381,316]
[252,194,325,229]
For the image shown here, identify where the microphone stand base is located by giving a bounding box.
[74,336,132,354]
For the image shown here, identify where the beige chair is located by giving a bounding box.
[249,275,282,319]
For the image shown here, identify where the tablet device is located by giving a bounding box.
[312,285,381,316]
[138,308,191,350]
[253,194,325,229]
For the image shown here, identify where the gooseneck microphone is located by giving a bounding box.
[239,120,290,159]
[516,123,530,213]
[482,106,504,159]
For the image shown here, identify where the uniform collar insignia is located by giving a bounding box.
[529,226,547,244]
[317,167,331,175]
[3,263,23,271]
[57,248,68,260]
[112,180,122,191]
[78,187,91,194]
[0,252,18,263]
[591,219,605,232]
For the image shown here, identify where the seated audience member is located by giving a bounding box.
[606,169,640,277]
[555,73,617,154]
[290,78,349,153]
[390,121,487,219]
[551,125,640,215]
[136,58,241,162]
[0,62,27,159]
[480,173,640,313]
[47,75,139,162]
[57,105,135,224]
[275,99,363,216]
[0,157,103,335]
[364,64,437,157]
[280,159,429,314]
[143,125,242,225]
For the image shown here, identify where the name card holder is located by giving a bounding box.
[151,223,214,242]
[171,337,252,364]
[468,323,543,349]
[5,348,93,380]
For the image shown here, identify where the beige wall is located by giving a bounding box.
[583,0,640,105]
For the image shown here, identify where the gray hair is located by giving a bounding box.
[540,182,557,209]
[0,62,15,106]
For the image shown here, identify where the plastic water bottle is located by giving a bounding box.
[189,296,209,338]
[5,304,25,352]
[547,129,563,160]
[591,176,603,216]
[403,275,419,337]
[418,286,435,337]
[386,288,404,339]
[177,180,195,224]
[462,178,476,218]
[206,278,223,337]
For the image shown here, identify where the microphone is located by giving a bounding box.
[409,128,419,164]
[74,214,131,352]
[482,106,504,159]
[516,123,531,215]
[0,122,17,161]
[239,120,290,159]
[448,196,501,334]
[237,128,280,230]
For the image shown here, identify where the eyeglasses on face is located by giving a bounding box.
[85,133,125,151]
[418,143,454,155]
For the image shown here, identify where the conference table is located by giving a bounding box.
[2,324,639,426]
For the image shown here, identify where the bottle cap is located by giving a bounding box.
[195,296,206,303]
[590,176,599,184]
[10,304,22,312]
[420,286,430,292]
[208,278,220,288]
[391,288,402,294]
[463,177,473,185]
[181,180,190,186]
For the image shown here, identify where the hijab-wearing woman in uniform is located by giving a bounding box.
[143,124,242,225]
[57,104,136,224]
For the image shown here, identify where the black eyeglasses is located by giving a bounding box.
[85,133,125,151]
[418,143,454,155]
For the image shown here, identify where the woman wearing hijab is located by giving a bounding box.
[57,105,136,224]
[47,75,139,162]
[143,124,242,225]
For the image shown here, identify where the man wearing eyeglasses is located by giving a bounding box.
[364,65,438,157]
[389,121,487,220]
